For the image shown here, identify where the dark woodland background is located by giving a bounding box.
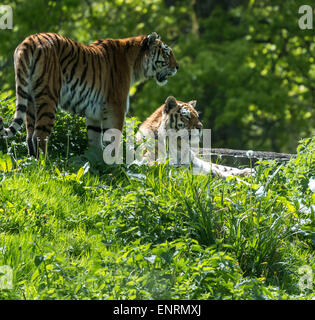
[0,0,314,153]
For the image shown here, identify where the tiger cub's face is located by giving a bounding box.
[144,33,179,86]
[163,96,203,132]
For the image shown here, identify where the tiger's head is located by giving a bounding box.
[162,96,203,132]
[142,32,179,86]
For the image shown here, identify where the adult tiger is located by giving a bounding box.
[136,96,254,178]
[0,32,179,156]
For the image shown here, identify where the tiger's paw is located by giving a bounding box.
[237,167,256,177]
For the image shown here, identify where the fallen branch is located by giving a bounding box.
[198,148,295,161]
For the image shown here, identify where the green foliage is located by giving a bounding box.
[48,111,88,158]
[0,138,314,299]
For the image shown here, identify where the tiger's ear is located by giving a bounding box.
[164,96,177,113]
[147,32,160,47]
[189,100,197,108]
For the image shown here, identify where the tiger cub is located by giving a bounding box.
[0,32,179,156]
[136,96,253,178]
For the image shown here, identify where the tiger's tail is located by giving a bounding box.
[0,103,25,138]
[0,42,34,139]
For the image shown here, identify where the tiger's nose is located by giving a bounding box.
[176,64,179,71]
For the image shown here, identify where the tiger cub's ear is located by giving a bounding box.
[189,100,197,108]
[164,96,177,113]
[147,32,161,47]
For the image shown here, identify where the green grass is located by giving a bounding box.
[0,132,314,299]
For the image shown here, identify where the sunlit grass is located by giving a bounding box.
[0,137,314,299]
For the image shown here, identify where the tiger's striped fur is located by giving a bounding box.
[137,96,254,178]
[0,32,179,156]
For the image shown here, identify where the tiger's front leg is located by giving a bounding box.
[190,153,255,178]
[101,110,125,165]
[211,163,255,178]
[86,118,103,150]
